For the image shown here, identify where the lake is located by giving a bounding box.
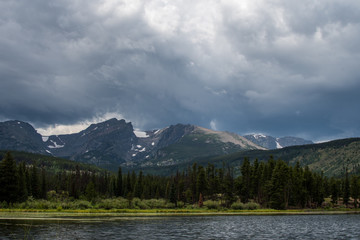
[1,214,360,239]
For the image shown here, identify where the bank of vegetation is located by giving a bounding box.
[0,152,359,211]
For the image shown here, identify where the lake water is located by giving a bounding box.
[1,214,360,239]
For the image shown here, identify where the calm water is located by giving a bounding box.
[1,215,360,239]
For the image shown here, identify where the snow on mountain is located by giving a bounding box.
[134,130,149,138]
[244,134,313,149]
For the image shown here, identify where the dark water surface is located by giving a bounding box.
[1,214,360,239]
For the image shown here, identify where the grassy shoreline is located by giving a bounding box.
[1,208,359,220]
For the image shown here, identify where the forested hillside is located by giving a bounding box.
[1,152,359,210]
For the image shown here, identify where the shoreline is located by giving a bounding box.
[1,209,360,221]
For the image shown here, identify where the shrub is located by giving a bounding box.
[96,198,128,209]
[132,198,150,209]
[71,200,92,209]
[231,202,245,210]
[143,199,168,209]
[203,200,220,210]
[0,201,8,209]
[245,202,260,210]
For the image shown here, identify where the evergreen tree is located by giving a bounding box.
[85,180,97,202]
[169,181,177,206]
[350,175,359,208]
[269,160,290,210]
[196,166,207,201]
[240,158,252,203]
[0,152,19,203]
[25,167,31,197]
[191,163,197,202]
[303,166,313,207]
[40,167,47,199]
[124,172,132,196]
[17,161,28,202]
[116,167,123,197]
[251,159,260,202]
[291,162,306,208]
[224,168,235,207]
[134,171,144,198]
[343,170,350,207]
[330,178,339,204]
[30,165,40,198]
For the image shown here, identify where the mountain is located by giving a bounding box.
[243,134,313,149]
[43,118,137,167]
[0,120,48,154]
[132,125,264,168]
[126,138,360,177]
[205,138,360,177]
[0,119,263,170]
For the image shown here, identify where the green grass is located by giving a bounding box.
[1,208,359,221]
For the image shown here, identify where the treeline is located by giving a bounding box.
[0,152,359,210]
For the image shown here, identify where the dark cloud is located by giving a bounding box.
[1,0,360,141]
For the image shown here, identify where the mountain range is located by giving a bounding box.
[1,119,359,177]
[0,119,265,169]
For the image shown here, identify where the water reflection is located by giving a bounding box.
[1,215,360,239]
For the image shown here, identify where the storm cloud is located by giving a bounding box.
[1,0,360,141]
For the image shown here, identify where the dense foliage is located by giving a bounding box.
[0,152,359,210]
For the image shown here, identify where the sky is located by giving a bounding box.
[1,0,360,142]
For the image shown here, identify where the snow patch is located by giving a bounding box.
[253,133,266,140]
[154,129,161,134]
[48,140,64,149]
[17,122,21,124]
[136,145,142,148]
[46,150,52,154]
[42,136,49,142]
[146,155,149,159]
[276,141,283,149]
[132,153,137,157]
[134,130,148,138]
[139,147,146,152]
[151,142,155,146]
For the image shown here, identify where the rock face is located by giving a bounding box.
[0,120,47,154]
[243,134,313,149]
[0,119,264,169]
[43,118,137,166]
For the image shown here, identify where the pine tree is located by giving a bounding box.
[343,170,350,207]
[40,167,47,199]
[0,152,19,203]
[30,165,40,198]
[269,160,290,210]
[350,175,359,208]
[303,166,313,207]
[240,158,252,203]
[17,161,28,202]
[85,180,97,202]
[196,166,207,201]
[224,168,235,207]
[169,181,177,206]
[330,178,339,204]
[116,167,123,197]
[290,161,305,207]
[134,171,144,198]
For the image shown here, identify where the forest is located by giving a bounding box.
[0,151,359,210]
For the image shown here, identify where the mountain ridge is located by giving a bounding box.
[244,134,313,149]
[0,119,263,169]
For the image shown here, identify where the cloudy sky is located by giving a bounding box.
[1,0,360,141]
